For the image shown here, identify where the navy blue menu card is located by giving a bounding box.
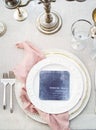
[39,71,70,100]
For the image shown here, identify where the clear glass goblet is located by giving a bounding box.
[71,19,92,50]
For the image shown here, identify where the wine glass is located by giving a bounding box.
[89,8,96,60]
[71,19,92,50]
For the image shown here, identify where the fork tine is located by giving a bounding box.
[9,71,15,78]
[3,73,8,78]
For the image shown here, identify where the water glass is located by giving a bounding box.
[71,19,92,50]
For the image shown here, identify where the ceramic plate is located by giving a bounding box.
[26,55,84,114]
[15,50,91,123]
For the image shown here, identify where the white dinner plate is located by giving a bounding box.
[15,50,91,123]
[26,54,84,114]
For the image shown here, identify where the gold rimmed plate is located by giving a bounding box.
[15,50,91,123]
[26,54,84,114]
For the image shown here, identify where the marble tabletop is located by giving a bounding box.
[0,0,96,129]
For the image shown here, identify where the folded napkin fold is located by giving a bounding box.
[13,41,70,130]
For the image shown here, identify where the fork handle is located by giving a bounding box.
[10,84,13,113]
[3,85,7,109]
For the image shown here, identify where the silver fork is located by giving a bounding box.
[1,73,9,109]
[9,71,15,113]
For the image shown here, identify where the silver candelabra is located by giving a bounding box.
[36,0,62,34]
[4,0,62,34]
[4,0,33,21]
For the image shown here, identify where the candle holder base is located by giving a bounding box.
[14,8,28,21]
[36,11,62,34]
[0,22,7,37]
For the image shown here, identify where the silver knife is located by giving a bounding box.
[94,69,96,113]
[9,71,15,113]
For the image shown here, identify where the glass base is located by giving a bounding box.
[71,40,86,51]
[90,49,96,60]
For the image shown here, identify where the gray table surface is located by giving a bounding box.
[0,0,96,129]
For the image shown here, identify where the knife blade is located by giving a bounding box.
[9,71,15,113]
[94,69,96,113]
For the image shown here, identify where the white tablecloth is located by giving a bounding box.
[0,0,96,129]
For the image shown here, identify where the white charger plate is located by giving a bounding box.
[15,50,91,123]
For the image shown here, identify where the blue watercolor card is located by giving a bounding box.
[39,71,70,100]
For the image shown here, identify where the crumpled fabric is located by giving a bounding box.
[13,41,70,130]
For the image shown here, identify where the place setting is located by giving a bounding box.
[10,40,91,130]
[1,0,96,130]
[12,12,96,125]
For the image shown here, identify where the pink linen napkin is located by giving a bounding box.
[13,41,70,130]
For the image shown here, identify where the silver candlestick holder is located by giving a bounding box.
[4,0,33,21]
[36,0,62,34]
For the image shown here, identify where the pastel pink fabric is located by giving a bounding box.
[13,41,70,130]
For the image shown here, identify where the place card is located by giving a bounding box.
[39,70,70,100]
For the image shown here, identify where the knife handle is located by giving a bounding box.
[94,70,96,113]
[10,84,13,113]
[3,84,7,109]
